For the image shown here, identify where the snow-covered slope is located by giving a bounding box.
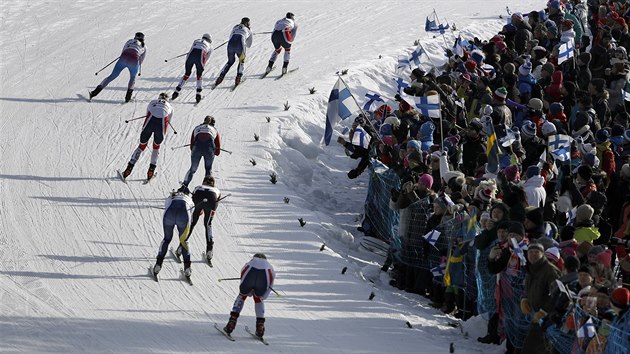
[0,1,540,352]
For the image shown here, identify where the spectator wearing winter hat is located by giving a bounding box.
[574,265,595,293]
[576,52,592,91]
[576,164,598,198]
[589,30,612,80]
[571,109,594,142]
[574,204,601,243]
[468,77,493,119]
[523,165,547,207]
[402,68,426,97]
[491,87,512,126]
[542,120,558,138]
[559,255,580,289]
[521,121,546,170]
[559,225,578,258]
[461,121,485,176]
[590,79,612,129]
[545,70,564,104]
[524,207,553,247]
[517,61,536,103]
[594,129,616,179]
[520,240,561,353]
[548,102,567,125]
[417,121,435,153]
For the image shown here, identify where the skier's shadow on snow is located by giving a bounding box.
[29,195,163,209]
[223,105,279,112]
[0,173,108,182]
[0,96,86,104]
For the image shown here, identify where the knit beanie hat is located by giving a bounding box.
[521,120,537,138]
[545,247,561,263]
[611,124,625,137]
[528,98,544,111]
[417,173,433,189]
[575,204,594,224]
[549,102,564,115]
[508,221,526,236]
[503,73,517,87]
[493,87,508,102]
[480,211,491,221]
[542,121,557,137]
[560,225,576,241]
[519,62,533,76]
[610,288,630,310]
[588,245,605,257]
[578,265,595,278]
[407,139,421,151]
[529,242,545,252]
[411,68,425,79]
[464,60,477,72]
[591,78,606,93]
[471,50,485,64]
[526,165,541,179]
[583,152,600,168]
[596,249,613,268]
[576,241,593,257]
[526,207,544,226]
[504,62,516,75]
[595,129,610,144]
[577,164,593,181]
[504,165,521,182]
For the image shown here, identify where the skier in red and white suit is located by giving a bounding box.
[265,12,298,75]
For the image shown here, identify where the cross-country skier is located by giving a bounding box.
[90,32,146,103]
[179,115,221,189]
[121,92,173,181]
[152,190,195,279]
[175,175,221,263]
[223,253,276,338]
[214,17,252,87]
[171,33,213,103]
[265,12,298,75]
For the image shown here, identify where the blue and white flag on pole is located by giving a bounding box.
[324,78,360,145]
[425,16,449,34]
[363,92,385,112]
[409,45,425,66]
[412,94,441,118]
[577,318,596,338]
[397,55,411,73]
[511,238,527,266]
[557,40,574,65]
[424,229,441,248]
[453,34,464,57]
[566,206,578,226]
[548,134,573,162]
[395,77,410,94]
[431,263,446,277]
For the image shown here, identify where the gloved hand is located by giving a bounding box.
[210,210,216,217]
[347,169,359,179]
[520,298,532,315]
[489,245,502,260]
[533,309,547,323]
[239,53,246,63]
[337,136,346,145]
[402,181,414,194]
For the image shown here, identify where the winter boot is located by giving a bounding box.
[477,313,501,344]
[122,162,134,178]
[125,89,133,103]
[214,73,225,86]
[89,85,103,100]
[255,317,265,337]
[171,87,181,100]
[282,61,289,74]
[234,73,242,86]
[184,267,192,277]
[440,290,456,314]
[147,164,156,180]
[224,312,239,334]
[265,61,274,74]
[195,88,202,103]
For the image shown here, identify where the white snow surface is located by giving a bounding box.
[0,1,540,353]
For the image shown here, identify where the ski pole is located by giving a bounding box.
[95,57,119,75]
[168,121,178,134]
[164,53,188,62]
[217,193,232,202]
[213,40,228,50]
[170,144,191,151]
[218,277,240,282]
[124,116,146,123]
[220,148,232,154]
[253,31,273,35]
[270,287,281,297]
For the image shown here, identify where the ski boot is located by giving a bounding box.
[171,87,181,100]
[147,164,156,180]
[122,162,134,178]
[282,62,289,75]
[224,312,239,334]
[234,73,242,86]
[255,317,265,337]
[184,267,192,277]
[214,73,225,86]
[152,264,161,275]
[89,85,103,100]
[265,60,274,74]
[196,88,202,103]
[125,89,133,103]
[177,184,190,194]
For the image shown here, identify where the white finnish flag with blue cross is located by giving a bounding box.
[423,229,441,248]
[324,78,359,145]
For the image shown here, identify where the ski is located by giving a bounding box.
[116,170,128,184]
[143,173,157,185]
[214,323,235,341]
[230,79,246,92]
[245,326,269,345]
[275,67,300,80]
[202,252,213,267]
[148,266,158,282]
[170,247,182,263]
[260,66,276,78]
[181,269,193,286]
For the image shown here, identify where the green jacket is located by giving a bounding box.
[574,226,601,243]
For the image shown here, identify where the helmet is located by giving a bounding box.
[202,175,215,186]
[286,12,295,20]
[253,253,267,259]
[241,17,250,27]
[134,32,145,41]
[202,33,212,43]
[158,92,170,100]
